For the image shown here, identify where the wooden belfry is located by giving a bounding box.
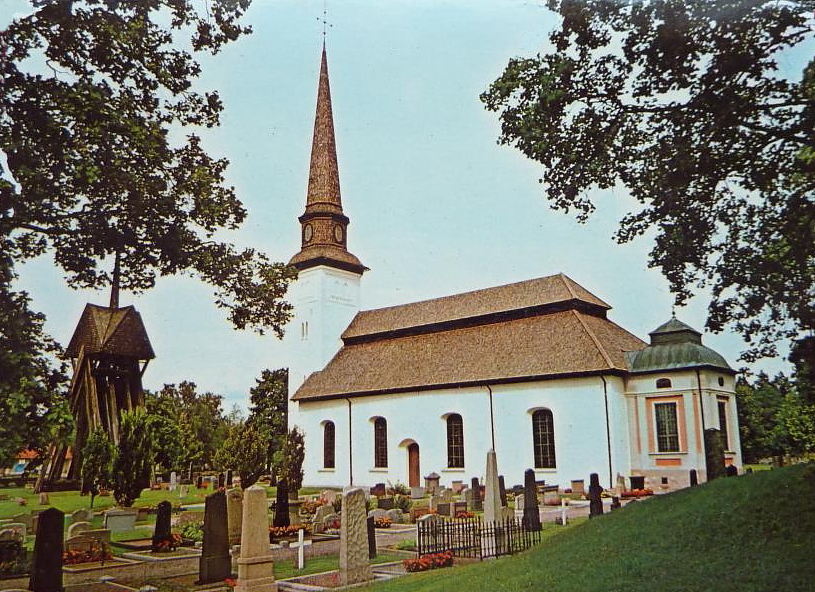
[39,275,154,488]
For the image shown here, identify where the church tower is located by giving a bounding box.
[285,45,367,424]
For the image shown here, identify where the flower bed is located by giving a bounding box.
[454,511,474,519]
[403,551,454,572]
[373,517,392,529]
[621,488,654,499]
[269,524,311,541]
[151,533,183,553]
[301,499,325,515]
[63,545,112,565]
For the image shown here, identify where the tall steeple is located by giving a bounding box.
[289,45,367,275]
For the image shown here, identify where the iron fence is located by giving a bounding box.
[417,516,540,560]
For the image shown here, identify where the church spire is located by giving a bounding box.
[289,45,367,275]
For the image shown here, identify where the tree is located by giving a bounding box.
[112,408,153,507]
[0,252,71,466]
[247,368,288,472]
[481,0,815,365]
[278,427,305,498]
[80,427,114,508]
[145,381,232,470]
[214,421,266,488]
[1,0,296,378]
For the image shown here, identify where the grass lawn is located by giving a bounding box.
[357,462,815,592]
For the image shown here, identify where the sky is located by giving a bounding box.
[4,0,798,413]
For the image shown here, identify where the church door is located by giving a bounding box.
[408,443,420,487]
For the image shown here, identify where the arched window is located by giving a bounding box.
[656,378,672,389]
[532,409,556,469]
[446,414,464,468]
[374,417,388,468]
[323,422,335,469]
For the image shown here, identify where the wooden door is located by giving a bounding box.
[408,443,420,487]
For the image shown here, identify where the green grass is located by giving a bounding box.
[357,463,815,592]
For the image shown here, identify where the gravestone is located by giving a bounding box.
[428,495,441,512]
[410,486,425,499]
[366,516,376,559]
[451,501,467,517]
[170,471,177,492]
[70,508,91,524]
[424,472,441,496]
[588,473,603,518]
[483,450,503,523]
[234,484,276,592]
[339,488,373,586]
[376,497,395,510]
[725,464,738,477]
[67,521,91,539]
[29,507,63,592]
[570,479,585,495]
[152,501,172,551]
[322,490,337,504]
[385,509,404,524]
[0,527,24,543]
[461,487,474,511]
[312,505,334,534]
[689,469,699,487]
[610,496,621,510]
[370,483,386,497]
[196,475,204,489]
[704,428,726,481]
[498,476,507,507]
[176,510,205,529]
[367,509,387,520]
[436,502,451,516]
[38,492,49,506]
[451,480,464,494]
[103,508,137,532]
[523,469,541,531]
[440,488,454,504]
[273,481,289,527]
[218,473,225,490]
[2,522,26,540]
[515,494,525,512]
[227,488,244,545]
[470,477,482,511]
[290,528,311,571]
[179,484,190,498]
[198,489,231,584]
[226,469,233,487]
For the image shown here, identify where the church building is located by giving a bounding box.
[282,46,742,492]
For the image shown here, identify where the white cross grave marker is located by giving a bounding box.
[290,528,312,570]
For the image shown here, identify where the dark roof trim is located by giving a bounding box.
[298,211,350,225]
[342,298,609,345]
[293,368,628,402]
[629,364,738,377]
[292,256,368,275]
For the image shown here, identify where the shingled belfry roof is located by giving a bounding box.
[65,303,154,360]
[289,45,366,274]
[292,274,646,401]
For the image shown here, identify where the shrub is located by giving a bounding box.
[395,539,416,551]
[388,481,410,496]
[373,516,392,528]
[403,551,454,572]
[81,427,114,509]
[177,521,204,542]
[112,408,153,507]
[393,493,412,512]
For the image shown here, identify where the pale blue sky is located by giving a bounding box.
[5,0,795,413]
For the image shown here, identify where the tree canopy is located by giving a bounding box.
[481,0,815,365]
[247,368,288,471]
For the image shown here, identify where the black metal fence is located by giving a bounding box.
[417,516,541,560]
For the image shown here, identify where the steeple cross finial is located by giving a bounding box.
[318,0,332,39]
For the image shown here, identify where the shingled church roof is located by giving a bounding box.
[65,303,154,360]
[292,274,646,401]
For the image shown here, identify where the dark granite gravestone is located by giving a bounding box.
[498,475,507,507]
[470,477,482,511]
[217,473,225,489]
[704,428,726,481]
[610,496,621,510]
[689,469,698,487]
[273,480,290,527]
[226,469,233,487]
[198,490,231,584]
[370,483,386,497]
[523,469,541,531]
[29,507,63,592]
[367,516,377,559]
[588,473,603,518]
[196,475,203,489]
[376,497,395,510]
[725,464,738,477]
[151,501,172,552]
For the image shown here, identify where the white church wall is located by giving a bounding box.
[298,375,634,490]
